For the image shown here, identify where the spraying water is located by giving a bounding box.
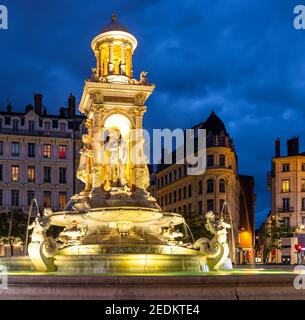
[24,198,40,255]
[221,201,236,264]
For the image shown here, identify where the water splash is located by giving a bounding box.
[24,198,40,255]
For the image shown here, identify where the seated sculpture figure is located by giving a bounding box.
[57,221,88,248]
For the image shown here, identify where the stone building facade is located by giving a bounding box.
[0,94,85,213]
[155,112,255,263]
[268,137,305,264]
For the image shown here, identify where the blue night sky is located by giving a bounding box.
[0,0,305,226]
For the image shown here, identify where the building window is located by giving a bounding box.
[183,186,187,199]
[29,121,35,132]
[52,120,58,129]
[302,179,305,192]
[165,175,168,185]
[28,143,36,158]
[283,217,290,228]
[220,199,225,214]
[207,155,214,167]
[59,145,67,159]
[43,144,51,159]
[43,167,51,183]
[59,192,67,209]
[60,123,66,132]
[282,198,290,212]
[188,204,192,214]
[179,167,182,178]
[11,142,20,157]
[165,194,168,206]
[219,154,226,167]
[207,179,214,193]
[178,189,182,201]
[59,168,67,184]
[0,119,2,130]
[161,196,164,207]
[44,122,51,130]
[198,201,202,216]
[27,166,35,183]
[0,164,2,181]
[27,190,35,206]
[12,119,19,131]
[173,191,177,203]
[302,198,305,211]
[188,184,192,198]
[219,179,226,193]
[169,193,172,205]
[174,170,177,181]
[282,163,290,172]
[207,199,214,212]
[198,181,203,195]
[0,190,2,206]
[0,141,3,156]
[169,172,172,184]
[43,191,51,208]
[282,180,290,193]
[302,163,305,171]
[5,117,10,125]
[11,165,19,182]
[11,190,19,207]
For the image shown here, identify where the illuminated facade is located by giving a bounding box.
[268,137,305,264]
[155,112,255,263]
[0,94,84,212]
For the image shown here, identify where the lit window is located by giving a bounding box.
[43,144,51,159]
[11,142,20,157]
[27,166,35,183]
[43,191,51,208]
[11,190,19,206]
[59,145,67,159]
[59,192,67,209]
[282,180,290,193]
[11,165,19,182]
[44,122,51,130]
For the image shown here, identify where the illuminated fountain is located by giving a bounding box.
[3,15,232,274]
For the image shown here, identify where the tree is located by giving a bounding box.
[0,236,23,256]
[0,211,29,256]
[261,216,290,264]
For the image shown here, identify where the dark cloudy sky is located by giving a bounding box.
[0,0,304,226]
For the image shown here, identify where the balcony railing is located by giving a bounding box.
[278,207,294,213]
[281,189,291,193]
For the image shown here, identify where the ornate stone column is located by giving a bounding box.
[108,42,114,75]
[120,43,127,75]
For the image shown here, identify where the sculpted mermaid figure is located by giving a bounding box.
[195,211,231,270]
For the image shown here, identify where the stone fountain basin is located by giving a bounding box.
[49,207,185,228]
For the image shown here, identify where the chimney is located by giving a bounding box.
[287,137,299,156]
[275,138,281,157]
[68,94,76,118]
[34,93,43,116]
[6,104,12,113]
